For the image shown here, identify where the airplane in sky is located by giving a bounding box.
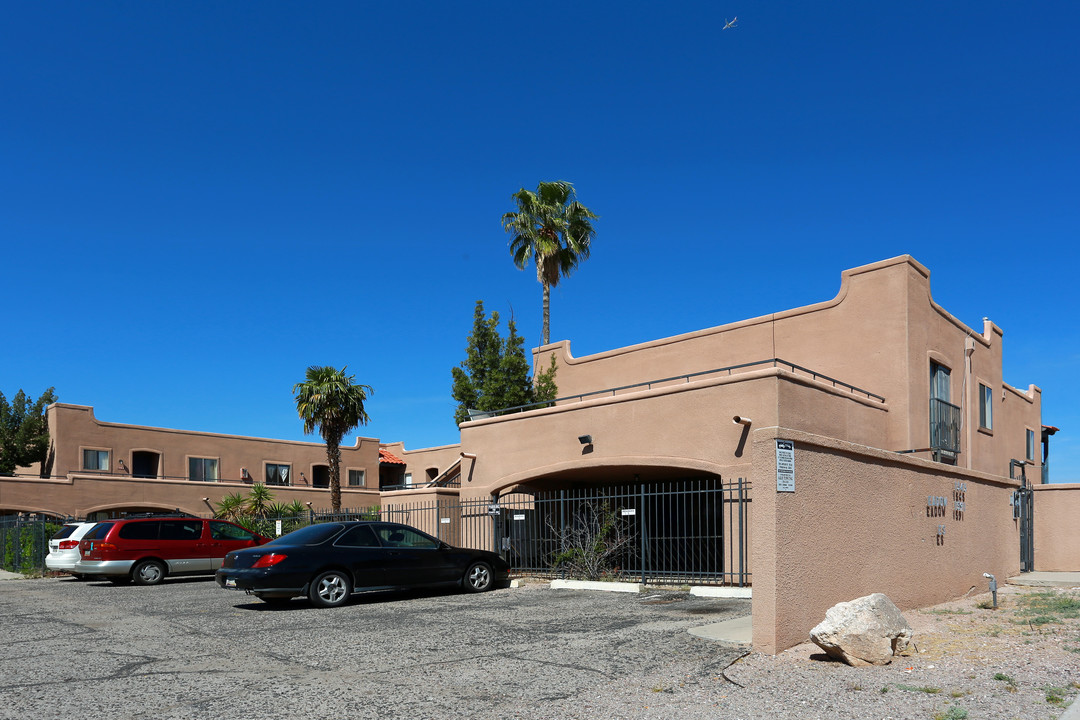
[723,16,738,30]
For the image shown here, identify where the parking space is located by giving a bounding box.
[0,576,749,720]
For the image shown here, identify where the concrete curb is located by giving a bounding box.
[549,579,643,593]
[690,586,752,599]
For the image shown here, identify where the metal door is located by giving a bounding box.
[1018,485,1034,572]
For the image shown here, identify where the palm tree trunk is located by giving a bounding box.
[542,282,551,346]
[327,439,342,512]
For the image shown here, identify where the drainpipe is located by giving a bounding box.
[964,336,976,469]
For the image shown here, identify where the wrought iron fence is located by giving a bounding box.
[0,515,62,574]
[380,477,751,586]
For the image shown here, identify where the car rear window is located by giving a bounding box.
[119,521,160,540]
[267,523,344,546]
[51,525,81,540]
[83,523,114,540]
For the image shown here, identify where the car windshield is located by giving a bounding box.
[266,523,344,546]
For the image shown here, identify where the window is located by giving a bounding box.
[159,520,203,540]
[119,522,160,540]
[376,525,437,549]
[266,463,291,486]
[189,457,219,482]
[82,449,110,471]
[210,521,256,541]
[404,472,413,486]
[930,362,950,402]
[979,383,993,430]
[335,525,379,547]
[1026,429,1035,462]
[348,469,366,487]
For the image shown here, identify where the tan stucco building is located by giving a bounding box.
[4,255,1076,653]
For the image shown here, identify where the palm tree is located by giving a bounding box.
[502,181,598,346]
[293,366,373,512]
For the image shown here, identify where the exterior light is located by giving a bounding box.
[578,435,592,445]
[733,416,752,426]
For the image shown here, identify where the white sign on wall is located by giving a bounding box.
[776,439,795,492]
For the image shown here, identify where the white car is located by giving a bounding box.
[46,522,98,576]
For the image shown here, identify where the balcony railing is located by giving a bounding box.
[468,357,886,422]
[929,398,961,454]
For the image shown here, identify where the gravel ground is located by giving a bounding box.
[508,583,1080,720]
[0,574,1077,720]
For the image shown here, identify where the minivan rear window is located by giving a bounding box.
[160,520,203,540]
[83,523,114,540]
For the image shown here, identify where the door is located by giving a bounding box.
[376,524,459,586]
[1018,486,1034,572]
[206,521,265,570]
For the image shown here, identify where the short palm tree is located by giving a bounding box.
[502,181,597,346]
[293,366,373,512]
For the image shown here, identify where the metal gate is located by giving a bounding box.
[1017,484,1034,572]
[494,477,750,586]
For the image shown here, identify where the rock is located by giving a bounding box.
[810,593,913,666]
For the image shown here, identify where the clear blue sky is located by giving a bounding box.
[3,2,1078,481]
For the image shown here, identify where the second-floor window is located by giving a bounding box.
[266,463,291,486]
[189,458,219,482]
[979,383,993,430]
[83,449,109,471]
[348,469,366,487]
[1026,429,1035,461]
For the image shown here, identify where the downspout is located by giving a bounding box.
[963,336,976,469]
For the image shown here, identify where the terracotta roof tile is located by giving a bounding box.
[379,448,406,465]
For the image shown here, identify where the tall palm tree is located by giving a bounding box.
[293,366,373,512]
[502,181,598,346]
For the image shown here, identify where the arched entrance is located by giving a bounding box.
[487,460,751,587]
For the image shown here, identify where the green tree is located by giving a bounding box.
[0,387,58,476]
[451,301,506,425]
[451,302,558,425]
[293,366,373,512]
[498,315,535,409]
[502,180,598,346]
[533,354,559,407]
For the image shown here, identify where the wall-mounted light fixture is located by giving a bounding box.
[241,468,251,481]
[118,459,129,472]
[578,435,593,445]
[299,472,307,484]
[733,416,752,426]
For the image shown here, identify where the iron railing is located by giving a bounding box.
[379,477,751,586]
[0,515,62,574]
[468,358,884,421]
[930,398,961,453]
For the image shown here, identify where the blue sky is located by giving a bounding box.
[2,2,1078,481]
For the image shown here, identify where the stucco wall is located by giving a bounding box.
[1,473,379,518]
[47,403,382,489]
[534,256,1042,479]
[1032,483,1080,571]
[750,427,1021,655]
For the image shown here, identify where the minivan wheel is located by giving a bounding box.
[132,560,166,586]
[464,561,493,593]
[308,570,351,608]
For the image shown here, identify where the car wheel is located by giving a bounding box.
[308,570,351,608]
[464,561,493,593]
[132,560,166,586]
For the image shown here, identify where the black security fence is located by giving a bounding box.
[1,515,62,574]
[381,477,751,587]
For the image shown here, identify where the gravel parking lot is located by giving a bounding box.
[0,576,749,720]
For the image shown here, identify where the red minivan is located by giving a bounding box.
[75,515,269,585]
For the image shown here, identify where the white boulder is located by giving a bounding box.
[810,593,913,666]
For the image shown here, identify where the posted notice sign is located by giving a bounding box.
[776,439,795,492]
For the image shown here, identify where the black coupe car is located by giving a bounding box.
[215,520,510,607]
